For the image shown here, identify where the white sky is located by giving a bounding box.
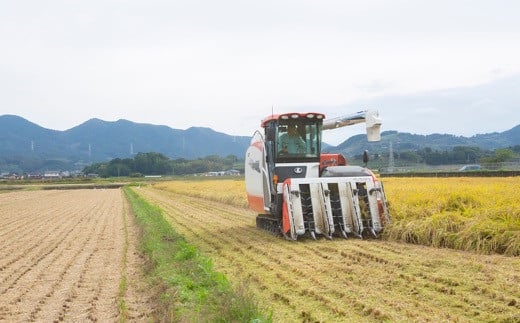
[1,0,520,145]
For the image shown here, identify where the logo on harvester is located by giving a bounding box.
[293,167,303,174]
[248,159,261,173]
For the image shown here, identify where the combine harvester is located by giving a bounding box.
[245,110,390,240]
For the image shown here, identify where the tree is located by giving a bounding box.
[495,148,516,162]
[82,153,243,176]
[134,152,173,175]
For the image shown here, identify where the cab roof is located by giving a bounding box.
[260,112,326,128]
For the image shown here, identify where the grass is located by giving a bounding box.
[117,191,130,322]
[123,186,271,322]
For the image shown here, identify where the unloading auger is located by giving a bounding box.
[245,110,390,240]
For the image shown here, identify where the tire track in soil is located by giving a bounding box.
[136,186,520,323]
[0,189,154,322]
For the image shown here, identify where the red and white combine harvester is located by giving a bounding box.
[245,110,390,240]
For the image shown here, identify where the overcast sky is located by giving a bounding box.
[1,0,519,145]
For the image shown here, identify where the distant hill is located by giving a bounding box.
[0,115,250,172]
[1,114,519,173]
[331,125,520,157]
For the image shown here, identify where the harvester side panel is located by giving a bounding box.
[245,131,272,212]
[370,181,391,228]
[282,180,305,240]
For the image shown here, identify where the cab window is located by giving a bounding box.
[276,121,321,160]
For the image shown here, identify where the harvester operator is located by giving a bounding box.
[279,124,305,155]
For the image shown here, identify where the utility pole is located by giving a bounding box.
[388,142,395,173]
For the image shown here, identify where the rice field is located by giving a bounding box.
[382,177,520,256]
[135,178,520,322]
[0,189,154,322]
[153,176,520,255]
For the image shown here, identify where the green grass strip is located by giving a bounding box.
[123,187,271,322]
[117,190,130,322]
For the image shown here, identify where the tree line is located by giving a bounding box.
[83,145,520,178]
[353,145,520,167]
[82,152,242,177]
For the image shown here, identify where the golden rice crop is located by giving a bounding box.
[153,176,520,255]
[382,177,520,256]
[153,178,248,208]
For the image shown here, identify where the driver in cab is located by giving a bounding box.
[279,124,305,155]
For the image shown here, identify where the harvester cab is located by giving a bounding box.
[245,110,390,240]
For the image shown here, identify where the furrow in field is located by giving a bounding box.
[41,193,122,322]
[0,192,70,258]
[0,191,60,238]
[5,192,110,321]
[0,193,98,292]
[0,189,149,322]
[0,193,104,295]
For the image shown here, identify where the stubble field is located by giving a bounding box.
[136,178,520,322]
[0,189,153,322]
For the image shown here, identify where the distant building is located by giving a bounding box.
[226,169,240,176]
[205,170,240,176]
[44,171,61,179]
[1,173,22,180]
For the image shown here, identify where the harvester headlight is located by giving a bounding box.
[306,113,315,118]
[281,115,289,119]
[316,114,324,119]
[291,114,299,119]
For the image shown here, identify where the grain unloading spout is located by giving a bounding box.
[365,110,382,142]
[322,109,382,142]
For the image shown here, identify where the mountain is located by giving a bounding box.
[1,114,519,173]
[331,125,520,157]
[0,115,250,172]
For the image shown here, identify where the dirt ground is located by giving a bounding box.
[136,186,520,322]
[0,189,153,322]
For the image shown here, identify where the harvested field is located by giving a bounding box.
[0,189,153,322]
[136,185,520,322]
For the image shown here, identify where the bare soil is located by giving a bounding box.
[136,186,520,322]
[0,189,154,322]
